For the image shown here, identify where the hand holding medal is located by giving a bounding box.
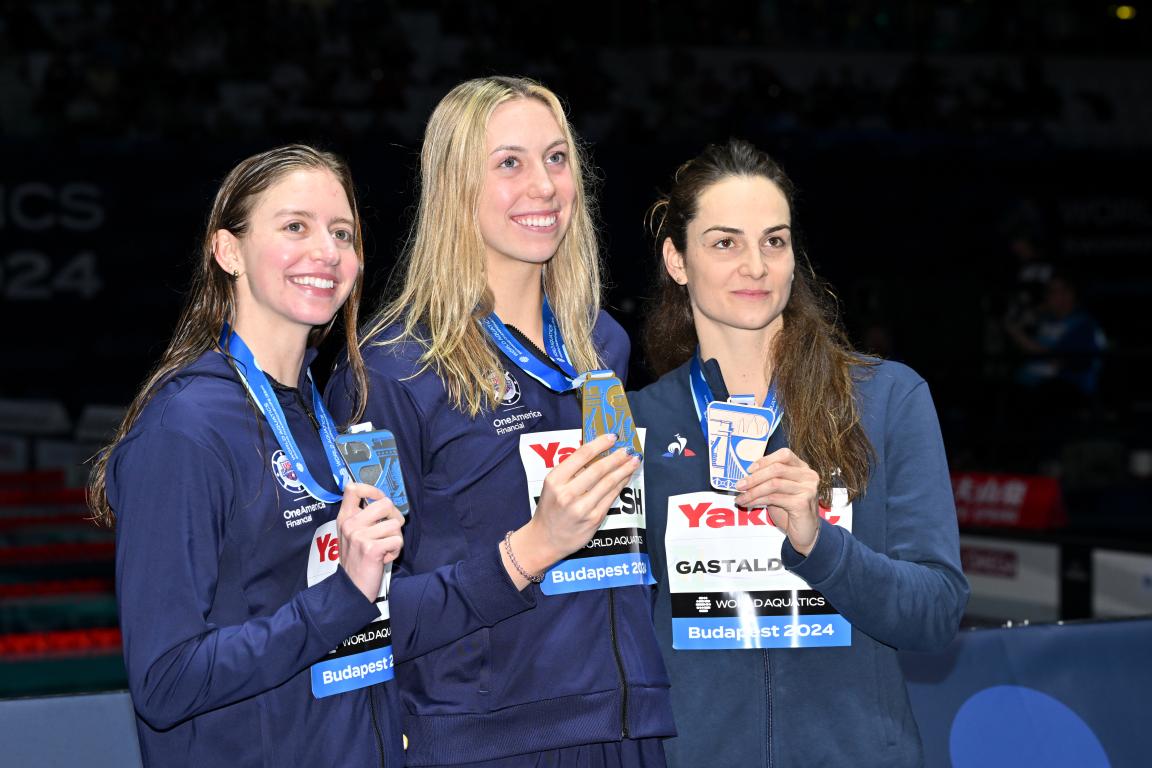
[734,448,821,556]
[336,482,406,601]
[502,433,640,589]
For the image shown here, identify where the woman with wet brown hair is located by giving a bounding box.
[90,144,405,767]
[631,138,968,767]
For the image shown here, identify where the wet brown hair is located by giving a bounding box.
[645,139,875,502]
[88,144,368,526]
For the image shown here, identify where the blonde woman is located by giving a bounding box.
[327,77,674,766]
[89,145,405,766]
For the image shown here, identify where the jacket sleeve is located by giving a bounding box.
[111,429,380,731]
[781,378,970,652]
[325,362,536,663]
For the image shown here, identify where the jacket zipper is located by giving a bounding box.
[293,388,322,433]
[295,387,386,766]
[608,588,630,738]
[762,650,772,768]
[504,329,631,735]
[368,686,387,768]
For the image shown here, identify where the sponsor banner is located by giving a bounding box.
[307,520,394,696]
[310,645,395,698]
[960,534,1060,622]
[673,614,851,650]
[1092,548,1152,618]
[519,428,654,595]
[665,489,852,649]
[952,472,1066,530]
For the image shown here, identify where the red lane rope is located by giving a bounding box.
[0,470,67,491]
[0,514,98,531]
[0,627,122,658]
[0,578,114,598]
[0,488,88,506]
[0,541,115,563]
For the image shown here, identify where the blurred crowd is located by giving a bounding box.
[2,0,1150,147]
[2,0,1150,493]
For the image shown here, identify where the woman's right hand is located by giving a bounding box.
[337,482,405,602]
[502,434,640,589]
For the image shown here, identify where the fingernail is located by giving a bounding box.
[606,433,618,442]
[734,479,747,490]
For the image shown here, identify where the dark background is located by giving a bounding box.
[2,1,1151,528]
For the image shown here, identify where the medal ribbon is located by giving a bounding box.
[479,296,582,392]
[221,327,350,503]
[689,350,783,440]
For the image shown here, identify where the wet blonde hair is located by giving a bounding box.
[362,76,603,416]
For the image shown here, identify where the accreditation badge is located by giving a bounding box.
[519,428,654,595]
[665,489,853,650]
[306,520,395,697]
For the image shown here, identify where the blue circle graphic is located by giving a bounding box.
[950,685,1109,767]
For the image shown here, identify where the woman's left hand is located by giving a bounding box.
[734,448,821,556]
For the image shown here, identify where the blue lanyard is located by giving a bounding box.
[479,295,581,392]
[221,328,349,503]
[689,351,783,440]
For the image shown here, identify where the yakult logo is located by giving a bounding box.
[529,440,577,468]
[315,531,340,563]
[307,521,341,586]
[679,500,841,528]
[679,501,776,529]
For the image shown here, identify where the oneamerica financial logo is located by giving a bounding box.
[271,449,306,493]
[493,410,543,436]
[662,433,697,458]
[283,500,323,529]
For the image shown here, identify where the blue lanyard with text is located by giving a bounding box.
[221,328,349,503]
[689,351,783,440]
[479,296,581,392]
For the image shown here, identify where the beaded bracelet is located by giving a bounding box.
[503,530,544,584]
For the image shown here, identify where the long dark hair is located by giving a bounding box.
[645,139,875,502]
[88,144,369,526]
